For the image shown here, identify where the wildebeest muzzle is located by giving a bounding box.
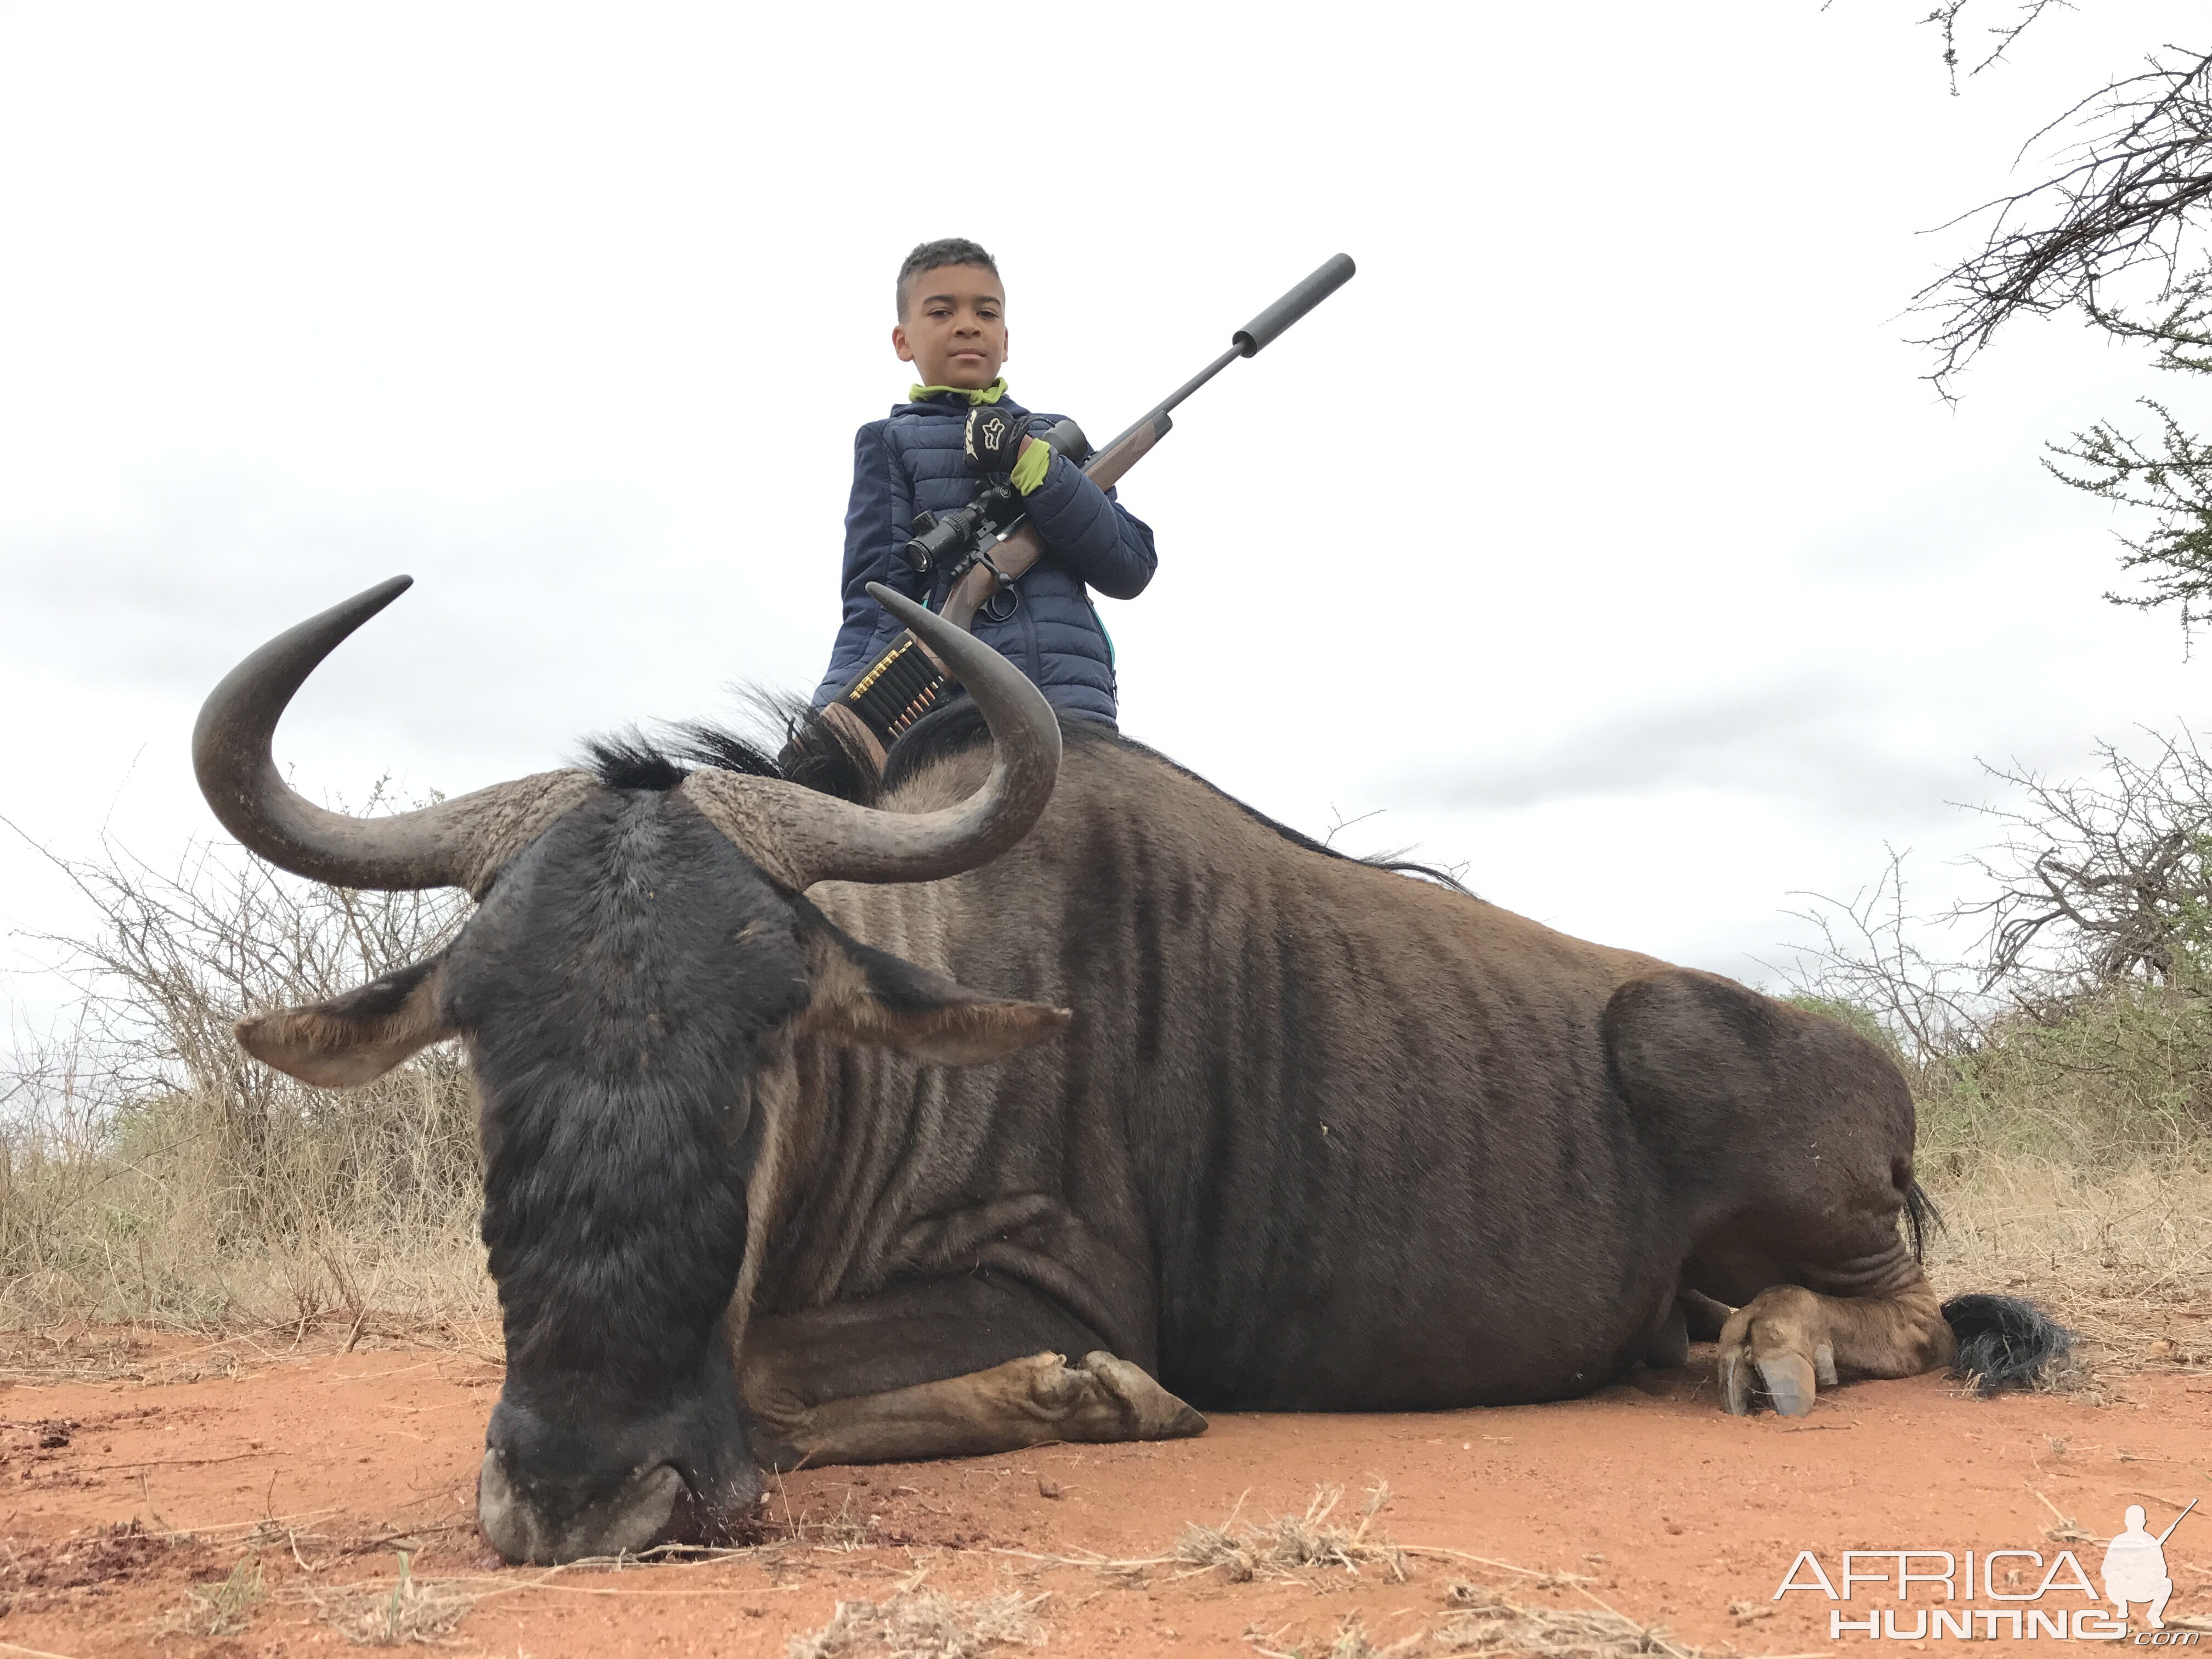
[476,1340,761,1565]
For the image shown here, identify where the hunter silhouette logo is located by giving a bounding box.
[1775,1497,2200,1642]
[2107,1500,2196,1630]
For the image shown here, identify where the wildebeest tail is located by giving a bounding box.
[1940,1293,2071,1395]
[1901,1178,1939,1261]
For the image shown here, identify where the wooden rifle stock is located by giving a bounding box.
[937,413,1168,631]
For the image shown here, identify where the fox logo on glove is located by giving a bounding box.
[964,408,1020,471]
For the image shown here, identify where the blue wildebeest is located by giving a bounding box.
[194,579,2059,1564]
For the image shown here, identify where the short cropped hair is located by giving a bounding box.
[896,238,1000,318]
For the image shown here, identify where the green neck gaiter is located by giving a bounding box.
[909,377,1008,406]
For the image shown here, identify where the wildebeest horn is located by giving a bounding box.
[192,577,594,893]
[679,583,1062,889]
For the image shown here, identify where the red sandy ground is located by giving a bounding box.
[1,1333,2208,1657]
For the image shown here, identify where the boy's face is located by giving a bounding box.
[894,265,1008,391]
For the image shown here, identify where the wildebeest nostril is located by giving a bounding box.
[476,1449,688,1566]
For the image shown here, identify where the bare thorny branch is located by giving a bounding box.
[1785,847,1989,1057]
[1787,730,2212,1058]
[1955,730,2212,992]
[1916,0,2075,97]
[8,812,460,1131]
[1918,45,2212,386]
[1899,4,2212,631]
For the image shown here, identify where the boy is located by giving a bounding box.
[810,239,1156,729]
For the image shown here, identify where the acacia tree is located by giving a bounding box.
[1915,4,2212,626]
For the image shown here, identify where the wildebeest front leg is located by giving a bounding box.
[755,1349,1204,1467]
[739,1272,1205,1468]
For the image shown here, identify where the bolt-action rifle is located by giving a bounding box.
[822,253,1357,760]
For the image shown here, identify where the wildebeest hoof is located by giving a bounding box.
[1722,1353,1754,1416]
[1813,1341,1838,1387]
[1756,1355,1817,1417]
[1722,1348,1815,1417]
[1718,1285,1828,1417]
[1076,1351,1207,1440]
[1716,1285,1879,1417]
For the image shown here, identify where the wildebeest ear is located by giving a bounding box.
[235,954,455,1088]
[802,928,1070,1065]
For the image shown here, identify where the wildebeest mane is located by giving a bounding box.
[879,698,1476,896]
[585,691,885,800]
[585,697,1472,894]
[584,732,694,792]
[583,723,787,793]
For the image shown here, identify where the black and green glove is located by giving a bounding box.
[962,405,1029,475]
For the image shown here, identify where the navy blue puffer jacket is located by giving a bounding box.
[810,390,1157,725]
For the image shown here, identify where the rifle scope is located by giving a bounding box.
[902,417,1088,574]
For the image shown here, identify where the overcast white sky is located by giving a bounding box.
[4,2,2209,1030]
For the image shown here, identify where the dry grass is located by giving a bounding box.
[786,1590,1048,1659]
[0,1323,151,1384]
[1242,1584,1692,1659]
[1022,1489,1686,1659]
[1002,1482,1425,1588]
[1921,1154,2212,1383]
[1,830,492,1334]
[304,1551,481,1646]
[152,1553,264,1639]
[1245,1613,1426,1659]
[1430,1581,1685,1656]
[762,1478,889,1553]
[1180,1482,1409,1584]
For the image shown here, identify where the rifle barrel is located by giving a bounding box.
[1093,253,1356,462]
[2157,1497,2197,1544]
[1157,345,1247,420]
